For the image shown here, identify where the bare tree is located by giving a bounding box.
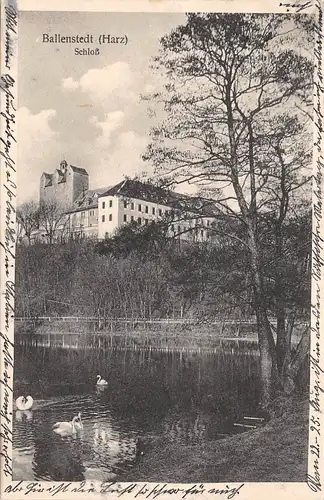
[38,199,68,244]
[143,13,313,404]
[17,201,40,245]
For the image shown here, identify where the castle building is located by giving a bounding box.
[96,179,215,241]
[65,186,111,239]
[33,161,216,243]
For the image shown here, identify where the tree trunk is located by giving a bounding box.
[274,223,291,380]
[283,326,310,393]
[248,226,278,406]
[279,313,295,387]
[226,94,277,405]
[254,295,278,405]
[276,302,287,378]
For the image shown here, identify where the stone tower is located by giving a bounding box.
[40,160,89,209]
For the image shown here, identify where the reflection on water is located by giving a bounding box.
[14,345,260,481]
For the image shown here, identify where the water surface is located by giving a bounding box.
[14,345,260,481]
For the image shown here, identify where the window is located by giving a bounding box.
[105,232,109,238]
[131,202,134,210]
[102,202,105,209]
[171,224,175,232]
[102,215,105,222]
[201,230,204,238]
[124,201,127,208]
[178,225,181,234]
[145,206,149,213]
[207,220,210,227]
[138,217,142,224]
[124,214,127,222]
[152,207,155,215]
[81,212,85,218]
[109,200,113,208]
[109,214,112,221]
[144,219,148,225]
[138,204,142,212]
[159,209,162,216]
[131,215,134,222]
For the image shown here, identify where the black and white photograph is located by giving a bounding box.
[1,0,323,496]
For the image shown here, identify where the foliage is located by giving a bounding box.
[95,219,171,259]
[142,13,313,402]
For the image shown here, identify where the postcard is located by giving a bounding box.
[1,0,323,499]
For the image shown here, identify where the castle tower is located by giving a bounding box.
[40,160,89,209]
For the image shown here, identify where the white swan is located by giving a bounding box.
[75,412,83,431]
[53,413,83,437]
[96,375,108,386]
[16,396,33,411]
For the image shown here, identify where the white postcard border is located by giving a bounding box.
[1,1,323,499]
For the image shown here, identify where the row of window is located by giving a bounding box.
[102,214,113,222]
[102,199,167,217]
[79,211,212,228]
[101,211,167,224]
[102,200,113,209]
[123,201,159,214]
[123,215,150,224]
[78,209,96,219]
[104,214,208,236]
[78,203,212,226]
[76,208,212,229]
[102,214,153,225]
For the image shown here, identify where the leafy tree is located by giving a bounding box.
[143,13,313,404]
[95,219,172,259]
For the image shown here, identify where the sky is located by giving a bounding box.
[18,11,185,203]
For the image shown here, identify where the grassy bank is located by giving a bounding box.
[120,396,308,483]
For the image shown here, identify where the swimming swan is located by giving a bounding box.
[72,412,83,431]
[16,396,34,411]
[53,413,83,437]
[96,375,108,386]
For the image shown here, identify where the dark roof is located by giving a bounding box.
[66,186,111,214]
[99,179,218,217]
[42,172,53,179]
[99,180,169,203]
[70,165,89,175]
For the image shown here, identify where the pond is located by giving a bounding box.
[13,344,261,482]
